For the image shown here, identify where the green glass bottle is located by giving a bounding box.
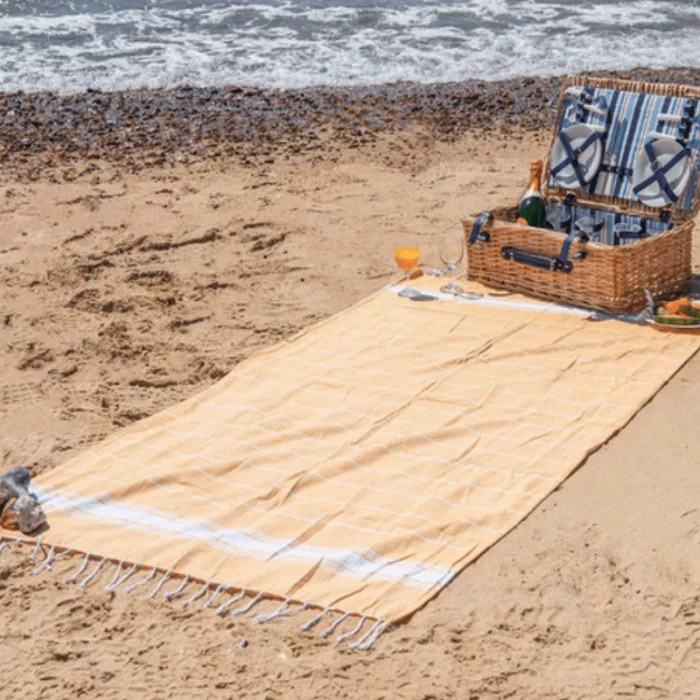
[517,159,546,228]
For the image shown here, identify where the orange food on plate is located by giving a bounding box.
[663,297,690,315]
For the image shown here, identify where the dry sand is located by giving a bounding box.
[2,127,700,699]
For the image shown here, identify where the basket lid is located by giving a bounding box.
[543,76,700,223]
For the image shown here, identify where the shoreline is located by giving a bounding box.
[2,66,700,178]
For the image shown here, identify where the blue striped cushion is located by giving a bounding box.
[552,85,700,212]
[545,202,670,247]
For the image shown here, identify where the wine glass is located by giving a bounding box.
[546,206,562,232]
[574,216,597,242]
[439,231,465,295]
[393,244,421,280]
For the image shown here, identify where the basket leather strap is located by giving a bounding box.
[575,87,597,122]
[616,220,649,240]
[679,99,698,142]
[468,212,493,244]
[557,228,588,268]
[550,130,599,188]
[632,141,688,204]
[598,164,633,177]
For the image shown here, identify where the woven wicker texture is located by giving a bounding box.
[463,76,700,314]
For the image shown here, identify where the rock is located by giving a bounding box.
[0,466,46,534]
[1,495,47,535]
[0,466,31,498]
[0,482,16,511]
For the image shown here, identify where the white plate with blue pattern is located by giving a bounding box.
[550,124,603,188]
[632,137,691,208]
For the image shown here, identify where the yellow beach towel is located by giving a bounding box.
[5,277,699,648]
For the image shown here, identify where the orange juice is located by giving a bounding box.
[393,246,420,272]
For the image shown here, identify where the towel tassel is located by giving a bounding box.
[183,580,211,607]
[257,600,308,623]
[68,552,91,582]
[32,543,73,575]
[350,619,388,651]
[148,569,172,599]
[28,536,44,562]
[336,615,366,644]
[40,547,74,574]
[80,557,107,588]
[230,591,264,617]
[164,575,190,601]
[320,611,349,638]
[105,561,140,591]
[103,560,125,590]
[202,583,226,609]
[301,606,330,631]
[216,588,246,616]
[126,566,157,594]
[0,540,14,555]
[256,598,290,623]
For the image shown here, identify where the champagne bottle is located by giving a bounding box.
[517,159,546,228]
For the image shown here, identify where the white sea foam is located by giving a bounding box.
[0,0,699,93]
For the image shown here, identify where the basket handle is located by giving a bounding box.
[468,212,493,244]
[500,228,586,274]
[501,247,573,273]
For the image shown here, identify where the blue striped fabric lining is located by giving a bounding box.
[552,85,700,211]
[546,202,670,247]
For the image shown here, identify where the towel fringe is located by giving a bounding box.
[183,580,210,607]
[230,590,264,617]
[202,583,226,609]
[256,598,290,623]
[126,566,157,594]
[350,620,387,651]
[3,540,388,651]
[336,615,366,644]
[104,560,125,590]
[68,552,91,582]
[320,611,349,639]
[105,561,139,591]
[80,557,107,588]
[216,588,246,616]
[264,600,307,622]
[52,548,74,569]
[148,569,172,599]
[301,606,330,631]
[28,536,44,562]
[32,544,56,575]
[164,575,190,601]
[29,541,74,576]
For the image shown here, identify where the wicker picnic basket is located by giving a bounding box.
[462,76,700,314]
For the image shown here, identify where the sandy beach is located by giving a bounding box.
[3,70,700,698]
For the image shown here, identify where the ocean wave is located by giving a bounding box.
[0,0,699,93]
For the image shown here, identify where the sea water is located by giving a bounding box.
[0,0,699,94]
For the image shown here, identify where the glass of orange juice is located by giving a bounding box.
[393,244,421,280]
